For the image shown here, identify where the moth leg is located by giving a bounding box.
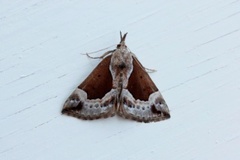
[144,67,156,73]
[130,53,156,73]
[86,50,116,59]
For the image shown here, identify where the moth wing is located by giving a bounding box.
[62,55,116,120]
[118,56,170,123]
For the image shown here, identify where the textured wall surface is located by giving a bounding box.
[1,1,240,159]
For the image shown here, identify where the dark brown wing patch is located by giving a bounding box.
[127,57,158,101]
[79,55,112,99]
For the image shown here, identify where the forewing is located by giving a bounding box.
[62,55,116,120]
[118,56,170,123]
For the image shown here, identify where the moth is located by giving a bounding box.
[62,32,170,123]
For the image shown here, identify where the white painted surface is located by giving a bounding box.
[1,1,240,159]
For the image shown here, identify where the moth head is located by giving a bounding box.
[117,31,128,49]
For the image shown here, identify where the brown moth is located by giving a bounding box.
[62,32,170,123]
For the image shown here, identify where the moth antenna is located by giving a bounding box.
[120,31,123,40]
[120,32,128,44]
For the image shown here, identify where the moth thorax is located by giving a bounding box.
[110,50,133,89]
